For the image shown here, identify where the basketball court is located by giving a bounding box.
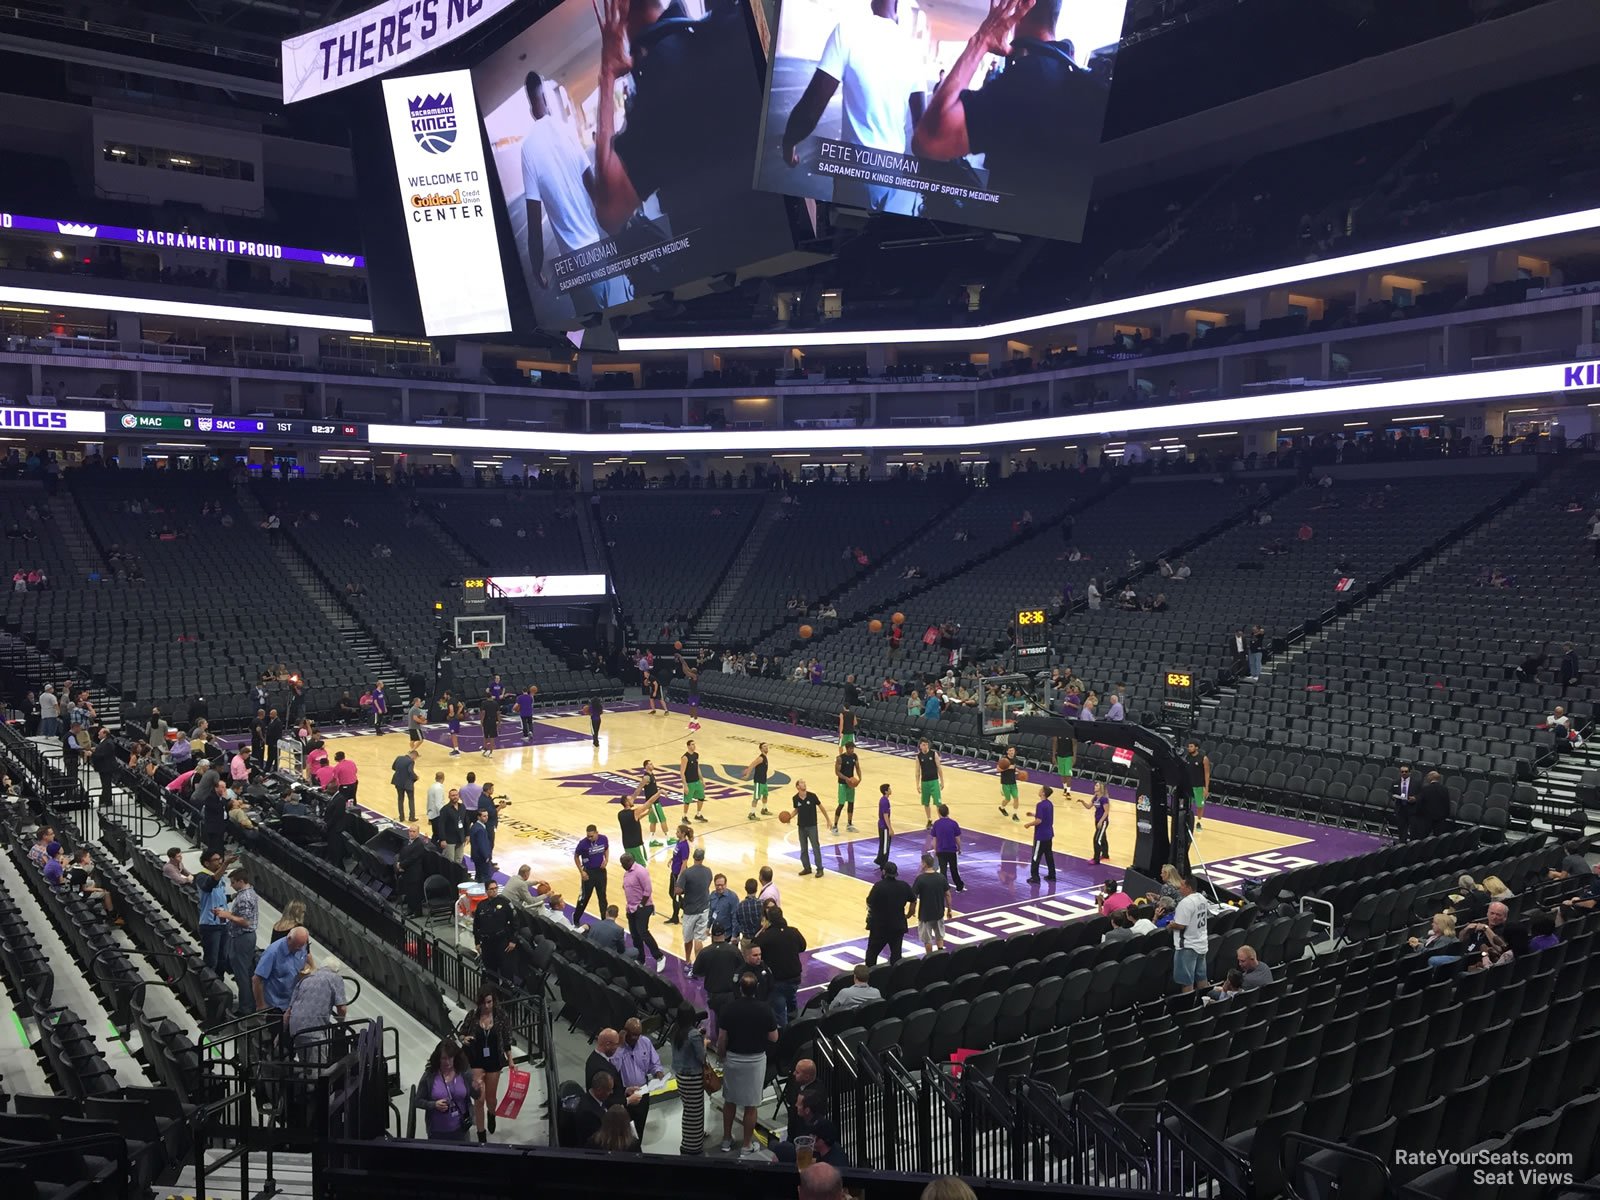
[322,700,1382,993]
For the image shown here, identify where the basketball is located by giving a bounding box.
[535,881,551,895]
[891,611,906,625]
[1017,769,1029,783]
[847,775,861,789]
[799,624,814,639]
[778,810,793,824]
[580,704,590,715]
[674,641,683,650]
[869,619,883,633]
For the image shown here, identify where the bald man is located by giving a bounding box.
[799,1162,846,1200]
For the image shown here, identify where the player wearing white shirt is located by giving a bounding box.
[519,71,633,314]
[779,0,925,215]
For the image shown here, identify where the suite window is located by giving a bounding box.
[102,142,255,182]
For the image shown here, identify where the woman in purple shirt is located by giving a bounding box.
[412,1038,480,1141]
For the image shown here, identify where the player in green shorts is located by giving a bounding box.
[1185,739,1211,831]
[617,791,646,864]
[833,746,861,833]
[914,738,943,828]
[838,704,858,748]
[681,739,707,822]
[1053,733,1076,781]
[633,761,669,847]
[997,745,1021,820]
[742,742,772,820]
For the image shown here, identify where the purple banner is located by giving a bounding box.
[0,210,364,269]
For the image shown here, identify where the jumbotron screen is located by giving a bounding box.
[754,0,1128,241]
[473,0,797,324]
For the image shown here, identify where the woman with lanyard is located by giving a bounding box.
[742,742,772,821]
[681,739,707,823]
[1078,780,1111,865]
[672,1002,709,1155]
[459,987,512,1142]
[414,1039,479,1142]
[633,760,669,848]
[443,692,464,757]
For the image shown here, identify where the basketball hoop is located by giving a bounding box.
[475,640,491,661]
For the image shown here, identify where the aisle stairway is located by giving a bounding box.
[233,486,408,697]
[45,492,105,581]
[685,494,778,646]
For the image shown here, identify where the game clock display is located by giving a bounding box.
[1014,607,1049,654]
[462,577,488,608]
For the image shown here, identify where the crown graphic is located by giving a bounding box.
[321,253,357,268]
[57,222,98,237]
[408,93,452,113]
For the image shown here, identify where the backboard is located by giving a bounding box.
[452,613,507,658]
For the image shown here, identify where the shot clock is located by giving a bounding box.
[462,578,488,609]
[1015,607,1049,655]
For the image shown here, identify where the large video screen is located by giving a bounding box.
[473,0,796,325]
[753,0,1127,240]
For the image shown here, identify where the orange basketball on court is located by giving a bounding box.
[891,612,906,625]
[869,619,883,633]
[799,624,814,639]
[1016,769,1029,783]
[674,640,683,650]
[778,810,794,824]
[580,704,590,715]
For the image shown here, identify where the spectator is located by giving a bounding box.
[413,1038,479,1142]
[1203,969,1246,1004]
[753,907,807,1027]
[1235,945,1273,988]
[1408,911,1458,955]
[286,956,348,1063]
[826,963,883,1013]
[1483,875,1515,903]
[1101,908,1135,944]
[672,1003,710,1155]
[717,972,778,1157]
[161,846,192,886]
[607,1016,664,1142]
[252,926,311,1012]
[590,1104,640,1153]
[1170,874,1211,994]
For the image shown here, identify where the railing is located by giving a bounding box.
[1124,1102,1251,1200]
[922,1059,968,1175]
[964,1067,1018,1180]
[879,1050,923,1173]
[1280,1131,1393,1198]
[1013,1081,1152,1189]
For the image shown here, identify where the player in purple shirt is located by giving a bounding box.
[1026,785,1057,882]
[1078,780,1111,865]
[515,686,536,738]
[665,823,693,924]
[929,804,964,892]
[572,825,610,924]
[874,783,895,869]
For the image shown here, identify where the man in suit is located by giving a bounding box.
[1415,770,1452,839]
[582,1028,642,1138]
[572,1069,614,1147]
[394,822,431,915]
[584,904,631,957]
[1394,764,1416,842]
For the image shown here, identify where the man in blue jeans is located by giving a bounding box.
[753,907,807,1028]
[790,780,825,878]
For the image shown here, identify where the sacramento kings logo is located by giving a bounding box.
[408,93,457,155]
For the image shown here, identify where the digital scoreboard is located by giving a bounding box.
[1161,668,1198,732]
[112,413,366,440]
[462,577,488,609]
[1015,607,1050,658]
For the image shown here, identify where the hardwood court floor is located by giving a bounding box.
[331,703,1370,985]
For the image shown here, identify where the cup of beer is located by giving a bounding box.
[793,1135,816,1170]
